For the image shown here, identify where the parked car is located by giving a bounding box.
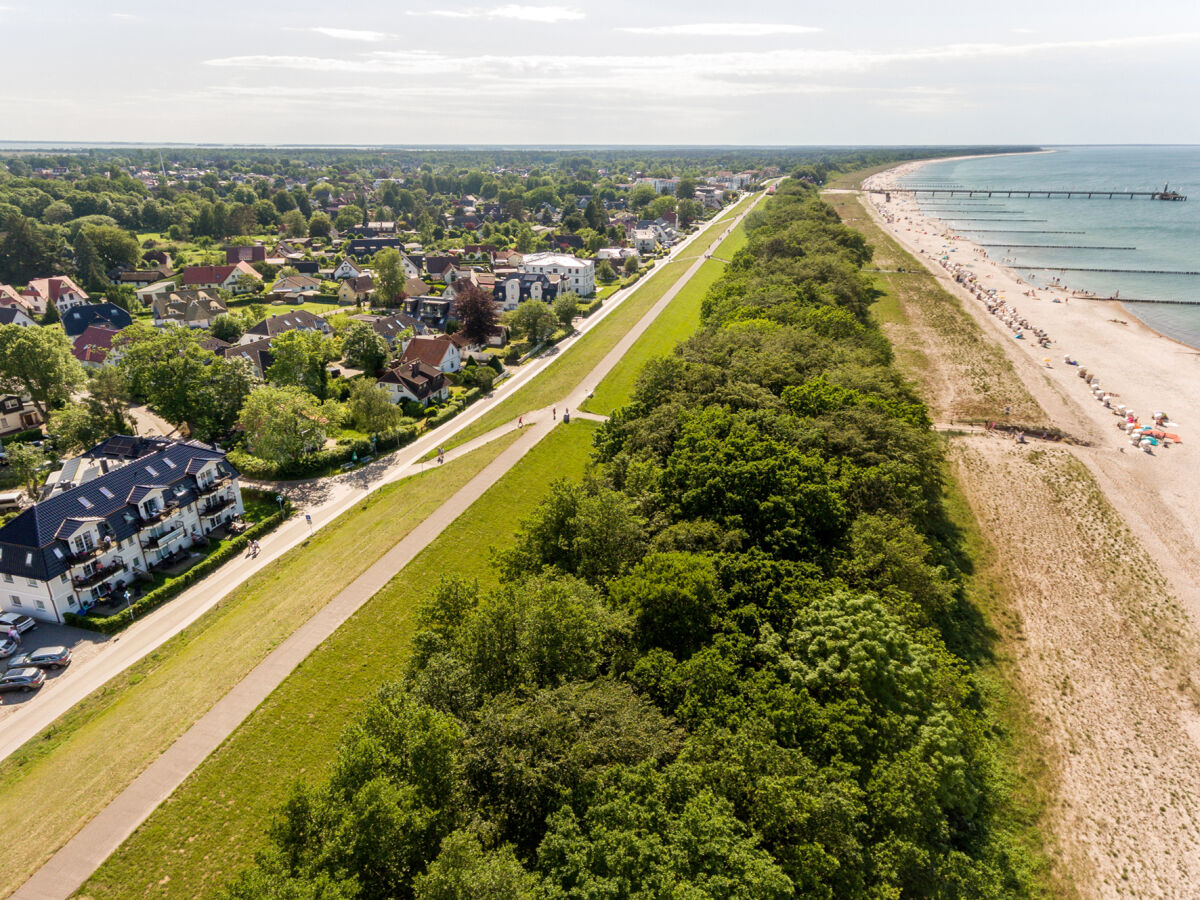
[0,637,16,659]
[6,646,71,671]
[0,667,45,693]
[0,613,36,635]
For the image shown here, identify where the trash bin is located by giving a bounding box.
[562,411,570,423]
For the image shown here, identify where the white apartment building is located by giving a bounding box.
[519,252,595,297]
[0,436,244,623]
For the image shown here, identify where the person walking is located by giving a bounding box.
[8,626,20,644]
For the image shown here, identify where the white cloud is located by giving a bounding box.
[110,12,140,19]
[619,23,821,37]
[308,27,395,42]
[409,4,584,22]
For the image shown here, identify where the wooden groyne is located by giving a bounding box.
[1020,266,1200,275]
[978,244,1137,250]
[880,187,1187,200]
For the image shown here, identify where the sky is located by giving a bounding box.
[3,0,1200,146]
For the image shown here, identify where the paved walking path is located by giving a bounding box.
[9,188,770,900]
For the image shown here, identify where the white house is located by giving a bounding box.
[23,276,89,314]
[0,436,243,622]
[332,258,365,280]
[180,262,262,295]
[0,307,36,328]
[377,361,449,407]
[519,252,595,297]
[632,229,657,256]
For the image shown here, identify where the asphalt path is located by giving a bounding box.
[8,190,769,899]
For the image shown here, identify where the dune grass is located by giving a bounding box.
[82,420,600,899]
[0,430,523,899]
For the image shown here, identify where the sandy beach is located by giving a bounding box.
[853,161,1200,898]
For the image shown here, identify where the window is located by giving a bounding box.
[99,486,114,499]
[10,596,20,606]
[60,573,68,583]
[35,600,44,610]
[67,597,76,607]
[26,578,37,587]
[2,574,10,583]
[52,547,63,559]
[78,496,94,509]
[146,465,159,476]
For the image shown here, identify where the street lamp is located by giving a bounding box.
[276,494,284,514]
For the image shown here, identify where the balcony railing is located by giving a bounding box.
[143,522,185,549]
[73,560,126,589]
[200,495,235,518]
[197,473,231,496]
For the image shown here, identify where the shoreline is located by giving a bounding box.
[867,155,1198,350]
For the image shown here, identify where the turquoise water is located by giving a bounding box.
[899,146,1200,346]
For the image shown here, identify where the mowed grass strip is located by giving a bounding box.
[444,195,759,450]
[583,219,751,416]
[0,430,522,899]
[82,420,600,899]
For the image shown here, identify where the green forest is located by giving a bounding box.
[221,179,1039,899]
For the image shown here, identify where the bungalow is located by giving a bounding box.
[151,291,228,329]
[423,256,458,281]
[239,309,332,345]
[338,274,376,306]
[377,360,448,407]
[71,326,122,368]
[0,395,42,436]
[136,279,177,306]
[346,237,402,258]
[0,436,244,622]
[351,312,426,347]
[399,333,461,373]
[116,266,175,287]
[180,262,262,294]
[0,307,36,328]
[23,276,88,315]
[331,258,365,281]
[225,245,266,264]
[269,274,323,301]
[62,303,133,338]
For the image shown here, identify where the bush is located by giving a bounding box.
[64,508,291,634]
[227,425,419,481]
[5,427,44,444]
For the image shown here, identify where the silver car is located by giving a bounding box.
[0,637,16,659]
[0,667,45,693]
[7,646,72,671]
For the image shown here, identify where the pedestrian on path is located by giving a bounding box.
[518,416,523,428]
[7,626,19,644]
[552,407,556,420]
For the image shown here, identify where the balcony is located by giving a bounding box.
[143,522,185,550]
[197,474,231,496]
[200,495,236,519]
[140,499,180,525]
[73,559,126,589]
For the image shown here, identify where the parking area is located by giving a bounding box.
[0,622,110,712]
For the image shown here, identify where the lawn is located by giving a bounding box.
[82,420,601,899]
[0,430,523,899]
[441,195,759,451]
[581,219,752,417]
[228,296,345,319]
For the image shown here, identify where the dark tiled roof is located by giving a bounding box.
[0,438,235,582]
[61,303,132,337]
[243,309,329,340]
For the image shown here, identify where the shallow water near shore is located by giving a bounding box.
[899,146,1200,347]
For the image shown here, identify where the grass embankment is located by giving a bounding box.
[82,420,601,899]
[582,221,750,416]
[445,196,758,450]
[826,192,1043,424]
[828,188,1061,895]
[0,431,522,899]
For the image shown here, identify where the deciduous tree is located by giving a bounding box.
[452,283,498,345]
[0,324,84,419]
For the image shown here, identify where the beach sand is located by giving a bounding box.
[851,163,1200,898]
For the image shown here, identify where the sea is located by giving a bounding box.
[897,146,1200,347]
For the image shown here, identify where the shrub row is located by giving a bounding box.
[4,427,44,444]
[229,425,420,480]
[64,508,291,635]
